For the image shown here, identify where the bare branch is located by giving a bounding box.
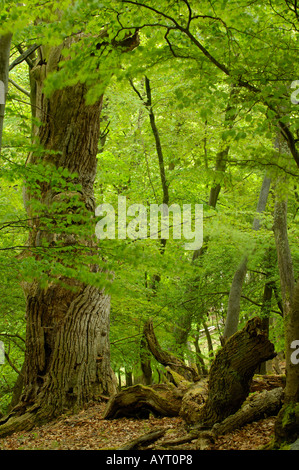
[9,44,39,71]
[122,0,181,28]
[8,78,30,98]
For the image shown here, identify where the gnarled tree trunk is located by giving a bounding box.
[0,38,119,437]
[194,317,276,427]
[103,317,278,438]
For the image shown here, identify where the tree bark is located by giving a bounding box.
[140,334,152,385]
[273,197,295,318]
[194,317,276,427]
[275,280,299,445]
[223,256,248,341]
[271,138,299,444]
[103,384,182,419]
[258,279,273,373]
[212,387,284,437]
[0,38,119,436]
[0,33,13,151]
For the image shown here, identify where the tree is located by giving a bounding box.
[272,184,299,445]
[0,4,140,435]
[223,173,272,341]
[0,33,12,150]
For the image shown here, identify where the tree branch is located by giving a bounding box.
[9,44,39,71]
[8,78,30,98]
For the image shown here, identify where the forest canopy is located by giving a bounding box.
[0,0,298,448]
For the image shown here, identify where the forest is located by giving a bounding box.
[0,0,298,452]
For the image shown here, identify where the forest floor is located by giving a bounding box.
[0,400,277,451]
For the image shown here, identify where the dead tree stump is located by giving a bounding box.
[103,317,278,434]
[192,317,277,428]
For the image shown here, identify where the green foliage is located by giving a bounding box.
[0,0,298,406]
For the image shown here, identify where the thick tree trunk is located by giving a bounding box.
[22,40,117,404]
[0,39,117,436]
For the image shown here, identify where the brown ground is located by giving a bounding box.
[0,401,276,451]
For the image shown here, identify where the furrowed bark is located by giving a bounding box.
[0,37,120,436]
[21,39,117,407]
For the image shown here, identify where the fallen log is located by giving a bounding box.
[163,388,284,450]
[143,319,199,382]
[103,383,182,419]
[212,386,284,437]
[104,317,277,431]
[119,428,167,450]
[250,374,286,392]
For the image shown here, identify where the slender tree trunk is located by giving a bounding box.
[144,76,169,208]
[193,86,238,261]
[273,197,295,317]
[143,319,198,382]
[194,337,208,376]
[140,334,152,385]
[203,322,213,358]
[258,280,273,374]
[223,256,248,341]
[274,280,299,445]
[223,174,271,341]
[0,33,12,151]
